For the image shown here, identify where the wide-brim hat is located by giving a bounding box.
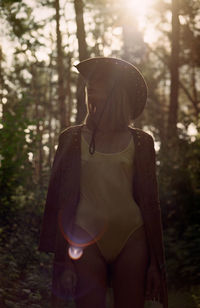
[75,57,147,120]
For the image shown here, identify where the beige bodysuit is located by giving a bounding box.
[74,132,144,263]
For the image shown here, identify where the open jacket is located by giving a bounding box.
[38,124,168,308]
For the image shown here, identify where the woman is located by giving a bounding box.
[39,57,168,308]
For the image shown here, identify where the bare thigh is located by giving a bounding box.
[73,242,108,308]
[111,225,150,308]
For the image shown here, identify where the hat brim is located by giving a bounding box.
[75,57,147,120]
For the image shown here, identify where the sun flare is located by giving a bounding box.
[125,0,154,15]
[122,0,157,44]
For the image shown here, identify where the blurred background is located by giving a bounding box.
[0,0,199,307]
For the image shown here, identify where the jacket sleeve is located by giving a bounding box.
[38,133,64,253]
[147,135,167,274]
[145,135,168,308]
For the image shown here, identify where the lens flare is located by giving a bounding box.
[68,246,83,260]
[58,209,108,250]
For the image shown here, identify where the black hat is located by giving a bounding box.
[75,57,147,120]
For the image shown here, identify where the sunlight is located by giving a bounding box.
[122,0,157,44]
[144,27,159,44]
[124,0,155,17]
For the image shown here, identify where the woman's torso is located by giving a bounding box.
[74,127,144,262]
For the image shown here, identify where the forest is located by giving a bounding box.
[0,0,200,307]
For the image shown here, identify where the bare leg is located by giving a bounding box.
[73,242,108,308]
[111,226,150,308]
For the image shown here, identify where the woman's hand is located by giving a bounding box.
[145,264,161,302]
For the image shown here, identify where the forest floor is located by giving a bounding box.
[1,285,199,308]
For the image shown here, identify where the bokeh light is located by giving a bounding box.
[68,246,83,260]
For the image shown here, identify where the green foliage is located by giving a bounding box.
[0,95,35,225]
[167,287,198,308]
[159,134,200,288]
[0,193,54,308]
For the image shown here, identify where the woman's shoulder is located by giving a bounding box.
[60,124,83,138]
[128,126,154,143]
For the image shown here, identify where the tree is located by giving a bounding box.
[167,0,180,141]
[55,0,67,130]
[74,0,89,124]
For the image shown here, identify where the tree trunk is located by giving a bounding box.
[167,0,180,141]
[66,56,72,127]
[0,46,6,124]
[48,51,53,167]
[74,0,89,124]
[55,0,67,131]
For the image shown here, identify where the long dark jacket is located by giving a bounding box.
[38,124,168,308]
